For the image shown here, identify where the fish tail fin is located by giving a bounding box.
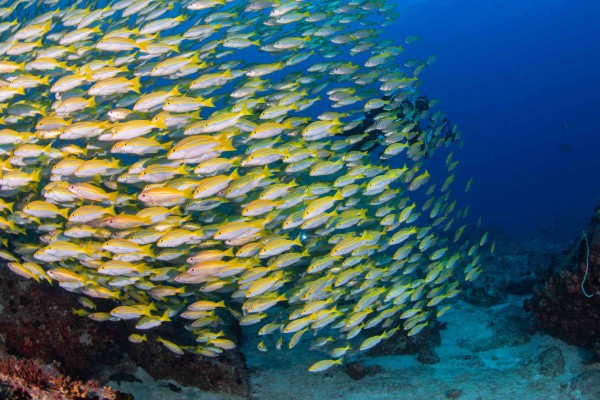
[59,208,70,219]
[176,164,187,175]
[261,165,272,178]
[188,53,200,64]
[137,41,148,52]
[107,191,118,204]
[229,168,240,180]
[140,244,154,257]
[130,76,141,93]
[218,132,235,151]
[82,243,96,257]
[30,168,43,182]
[182,187,194,199]
[240,103,252,116]
[162,140,174,150]
[6,220,16,231]
[385,327,400,338]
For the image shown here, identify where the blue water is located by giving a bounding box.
[391,0,600,243]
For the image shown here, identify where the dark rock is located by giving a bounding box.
[0,268,250,397]
[461,286,505,308]
[368,318,441,364]
[505,278,536,295]
[446,388,463,399]
[527,210,600,348]
[535,346,565,377]
[366,364,383,376]
[108,371,142,385]
[417,345,440,364]
[570,370,600,400]
[166,383,182,393]
[0,267,124,380]
[344,361,367,380]
[126,338,249,397]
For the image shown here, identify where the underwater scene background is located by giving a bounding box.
[0,0,599,399]
[397,0,600,243]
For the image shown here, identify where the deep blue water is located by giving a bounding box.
[391,0,600,243]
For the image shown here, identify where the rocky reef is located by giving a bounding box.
[0,353,130,400]
[527,206,600,350]
[0,267,249,397]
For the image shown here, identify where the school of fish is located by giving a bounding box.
[0,0,491,372]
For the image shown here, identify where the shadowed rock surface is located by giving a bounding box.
[527,206,600,349]
[0,267,249,396]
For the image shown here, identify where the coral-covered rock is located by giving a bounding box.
[526,210,600,348]
[0,268,250,396]
[0,267,124,379]
[344,361,367,380]
[0,352,132,400]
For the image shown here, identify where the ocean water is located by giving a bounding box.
[392,0,600,243]
[0,1,599,399]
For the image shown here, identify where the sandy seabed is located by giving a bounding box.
[111,294,594,400]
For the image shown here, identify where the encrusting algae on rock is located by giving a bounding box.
[0,0,491,371]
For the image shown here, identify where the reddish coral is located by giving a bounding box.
[527,215,600,348]
[0,354,132,400]
[0,268,124,379]
[0,267,249,396]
